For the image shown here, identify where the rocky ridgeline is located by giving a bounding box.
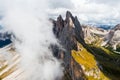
[51,11,85,80]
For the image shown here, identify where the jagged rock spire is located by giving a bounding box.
[52,11,85,80]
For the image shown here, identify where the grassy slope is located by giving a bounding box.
[72,40,120,80]
[72,42,109,80]
[89,45,120,80]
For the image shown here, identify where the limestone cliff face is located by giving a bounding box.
[51,11,85,80]
[82,25,108,44]
[102,24,120,50]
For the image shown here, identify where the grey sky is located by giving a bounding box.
[0,0,120,25]
[48,0,120,25]
[49,0,74,9]
[90,0,120,5]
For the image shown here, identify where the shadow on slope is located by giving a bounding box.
[86,45,120,80]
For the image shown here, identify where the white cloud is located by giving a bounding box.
[48,0,120,25]
[90,0,120,5]
[0,0,120,24]
[2,0,63,80]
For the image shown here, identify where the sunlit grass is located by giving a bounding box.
[72,43,109,80]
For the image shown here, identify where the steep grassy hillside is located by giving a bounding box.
[72,42,120,80]
[89,45,120,80]
[72,43,109,80]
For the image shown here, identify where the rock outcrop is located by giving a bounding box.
[102,24,120,50]
[82,25,108,44]
[51,11,85,80]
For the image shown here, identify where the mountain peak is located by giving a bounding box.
[52,11,85,80]
[113,24,120,31]
[66,11,72,18]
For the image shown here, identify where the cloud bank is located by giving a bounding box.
[48,0,120,25]
[1,0,63,80]
[1,0,119,25]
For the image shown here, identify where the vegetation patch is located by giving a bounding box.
[72,43,109,80]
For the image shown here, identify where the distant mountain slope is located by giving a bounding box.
[98,25,113,30]
[102,24,120,50]
[82,25,108,44]
[0,32,11,48]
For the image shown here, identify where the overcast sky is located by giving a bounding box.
[48,0,120,25]
[0,0,120,25]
